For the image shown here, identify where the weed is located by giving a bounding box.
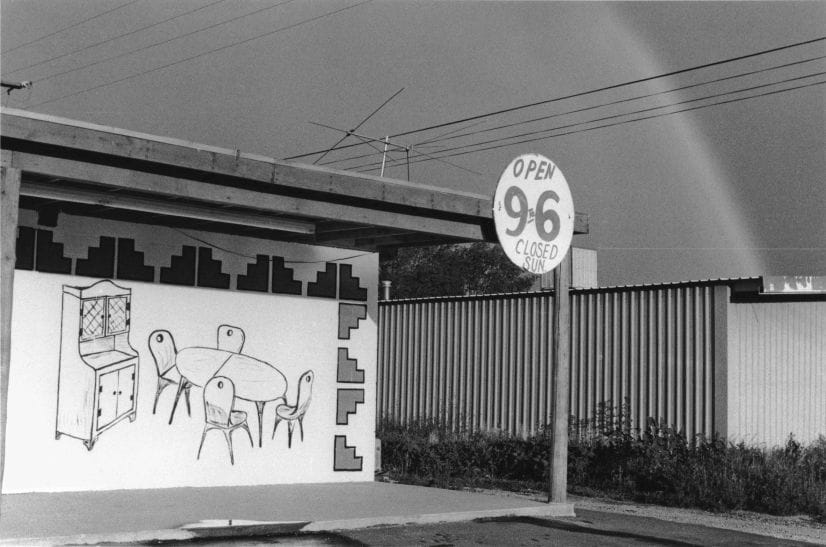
[377,409,826,520]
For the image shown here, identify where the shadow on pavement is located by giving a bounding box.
[478,516,701,546]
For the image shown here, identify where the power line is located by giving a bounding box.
[285,35,826,161]
[320,54,826,168]
[4,0,228,76]
[350,76,826,172]
[312,86,405,165]
[28,1,372,109]
[0,0,142,56]
[29,0,298,85]
[357,75,826,172]
[171,228,373,264]
[411,55,826,149]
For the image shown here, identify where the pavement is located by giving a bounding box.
[0,481,574,545]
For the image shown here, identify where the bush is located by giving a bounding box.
[377,412,826,521]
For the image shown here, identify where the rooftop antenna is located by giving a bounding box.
[309,121,482,178]
[312,87,405,165]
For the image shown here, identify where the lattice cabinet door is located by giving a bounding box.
[80,298,106,340]
[106,296,130,335]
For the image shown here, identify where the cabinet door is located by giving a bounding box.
[97,370,120,429]
[80,298,106,341]
[106,296,129,335]
[116,366,136,418]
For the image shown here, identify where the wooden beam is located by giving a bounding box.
[0,165,20,502]
[1,110,590,234]
[11,153,488,242]
[22,180,316,235]
[355,233,455,248]
[1,110,491,219]
[315,226,410,243]
[573,213,588,235]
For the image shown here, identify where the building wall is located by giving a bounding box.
[727,300,826,446]
[537,247,598,290]
[5,211,377,493]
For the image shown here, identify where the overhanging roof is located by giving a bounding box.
[1,108,588,251]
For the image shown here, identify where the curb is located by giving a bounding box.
[1,503,575,545]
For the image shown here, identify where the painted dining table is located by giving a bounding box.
[173,347,288,447]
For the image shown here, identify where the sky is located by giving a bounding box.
[1,1,824,286]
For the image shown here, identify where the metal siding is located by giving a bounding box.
[378,286,723,438]
[727,301,826,446]
[378,284,823,442]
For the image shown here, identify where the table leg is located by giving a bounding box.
[255,401,265,447]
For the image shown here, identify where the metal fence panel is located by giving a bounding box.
[378,285,722,438]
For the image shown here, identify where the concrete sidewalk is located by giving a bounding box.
[0,482,574,545]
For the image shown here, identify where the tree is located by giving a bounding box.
[380,242,535,299]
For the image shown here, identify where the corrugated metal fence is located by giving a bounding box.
[570,285,723,440]
[378,282,726,438]
[378,293,556,435]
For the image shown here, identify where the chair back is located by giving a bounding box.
[217,324,245,353]
[148,330,177,376]
[295,370,314,415]
[204,376,235,427]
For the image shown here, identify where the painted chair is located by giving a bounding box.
[148,330,191,419]
[272,370,314,448]
[197,376,253,465]
[217,324,245,353]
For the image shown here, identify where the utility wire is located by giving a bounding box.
[312,86,404,165]
[348,72,825,172]
[354,78,826,172]
[28,1,371,108]
[171,228,373,264]
[320,54,826,167]
[412,55,826,149]
[285,35,826,161]
[28,0,297,85]
[0,0,142,56]
[4,0,228,76]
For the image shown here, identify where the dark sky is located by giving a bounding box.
[2,1,824,286]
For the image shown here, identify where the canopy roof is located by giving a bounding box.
[1,108,588,252]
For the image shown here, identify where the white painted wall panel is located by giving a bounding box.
[6,214,378,492]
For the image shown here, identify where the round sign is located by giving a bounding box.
[492,153,574,275]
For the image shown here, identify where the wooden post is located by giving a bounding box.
[0,163,20,500]
[549,251,571,503]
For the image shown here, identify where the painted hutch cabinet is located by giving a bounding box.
[56,280,139,450]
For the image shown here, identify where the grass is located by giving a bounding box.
[377,411,826,521]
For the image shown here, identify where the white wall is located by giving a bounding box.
[727,300,826,446]
[4,213,377,492]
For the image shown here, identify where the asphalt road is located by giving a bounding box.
[118,509,818,546]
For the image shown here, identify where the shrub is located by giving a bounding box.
[377,411,826,521]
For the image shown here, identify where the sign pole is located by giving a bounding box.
[490,153,575,506]
[549,251,571,503]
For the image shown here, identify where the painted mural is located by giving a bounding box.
[4,211,376,493]
[56,280,138,451]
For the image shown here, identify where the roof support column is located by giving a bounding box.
[0,160,21,503]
